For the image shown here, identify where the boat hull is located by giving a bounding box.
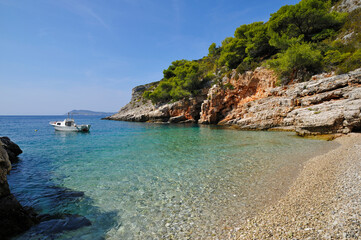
[52,125,91,132]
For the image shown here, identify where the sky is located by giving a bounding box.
[0,0,300,115]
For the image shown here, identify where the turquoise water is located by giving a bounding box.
[0,116,337,239]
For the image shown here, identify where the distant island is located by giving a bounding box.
[66,110,117,116]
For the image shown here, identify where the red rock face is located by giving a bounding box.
[169,100,196,120]
[109,67,361,135]
[168,93,208,121]
[199,68,277,124]
[199,67,361,135]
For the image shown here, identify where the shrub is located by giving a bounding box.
[236,61,259,74]
[322,49,351,71]
[267,42,323,84]
[337,48,361,74]
[223,82,235,90]
[143,60,210,103]
[268,0,346,43]
[236,22,276,61]
[217,38,247,69]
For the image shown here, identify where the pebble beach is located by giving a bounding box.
[230,133,361,239]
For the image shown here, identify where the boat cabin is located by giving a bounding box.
[65,119,75,126]
[54,119,75,126]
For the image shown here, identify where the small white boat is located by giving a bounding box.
[49,115,91,132]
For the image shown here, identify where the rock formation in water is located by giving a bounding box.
[106,68,361,135]
[0,137,38,239]
[0,137,23,163]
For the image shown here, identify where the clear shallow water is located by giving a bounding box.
[0,116,338,239]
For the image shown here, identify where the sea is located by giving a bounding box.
[0,115,338,239]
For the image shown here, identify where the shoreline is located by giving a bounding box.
[106,68,361,137]
[103,118,346,141]
[229,133,361,239]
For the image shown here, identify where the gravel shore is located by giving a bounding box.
[228,133,361,239]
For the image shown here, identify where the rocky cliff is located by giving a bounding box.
[107,68,361,135]
[199,68,277,124]
[0,137,38,239]
[206,68,361,136]
[104,81,209,123]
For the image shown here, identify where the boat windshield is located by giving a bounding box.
[65,121,73,126]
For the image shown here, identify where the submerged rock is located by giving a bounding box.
[36,214,91,234]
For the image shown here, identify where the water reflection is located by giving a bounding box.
[53,131,90,141]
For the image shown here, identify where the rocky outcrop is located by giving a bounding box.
[105,82,208,123]
[0,138,38,239]
[104,82,157,122]
[334,0,361,12]
[0,136,23,163]
[107,67,361,135]
[199,68,277,124]
[210,68,361,135]
[0,141,11,198]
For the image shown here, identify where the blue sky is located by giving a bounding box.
[0,0,300,115]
